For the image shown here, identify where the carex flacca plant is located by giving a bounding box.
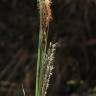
[35,0,56,96]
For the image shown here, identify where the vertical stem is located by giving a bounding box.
[35,0,43,96]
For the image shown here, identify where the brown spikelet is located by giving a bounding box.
[38,0,52,30]
[42,0,52,27]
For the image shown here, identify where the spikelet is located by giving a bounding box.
[41,42,56,96]
[38,0,52,28]
[37,0,52,43]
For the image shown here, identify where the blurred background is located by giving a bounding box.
[0,0,96,96]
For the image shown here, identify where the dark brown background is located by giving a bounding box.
[0,0,96,96]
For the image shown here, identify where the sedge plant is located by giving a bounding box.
[35,0,56,96]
